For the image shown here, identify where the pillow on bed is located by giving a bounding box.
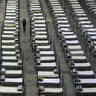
[17,85,23,91]
[76,85,83,91]
[36,48,40,53]
[69,60,74,66]
[36,53,40,59]
[18,59,22,65]
[4,23,16,27]
[1,68,6,75]
[39,86,44,91]
[36,60,41,65]
[0,75,5,81]
[38,76,43,81]
[72,69,77,74]
[54,69,59,74]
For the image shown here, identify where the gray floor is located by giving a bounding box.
[0,0,5,48]
[0,0,76,96]
[20,0,38,96]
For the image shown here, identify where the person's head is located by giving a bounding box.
[23,18,25,20]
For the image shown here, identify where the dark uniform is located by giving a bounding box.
[22,18,26,32]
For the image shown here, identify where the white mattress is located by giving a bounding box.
[34,27,46,31]
[2,34,14,38]
[38,71,59,77]
[51,4,60,6]
[66,40,79,44]
[55,14,65,17]
[34,31,47,35]
[4,27,16,30]
[79,78,96,84]
[40,56,55,61]
[62,32,74,35]
[30,8,41,10]
[58,24,70,27]
[53,6,62,9]
[34,35,47,39]
[4,78,22,83]
[79,21,91,24]
[71,56,87,60]
[30,5,41,8]
[2,62,19,66]
[86,28,96,31]
[2,45,15,49]
[76,13,86,16]
[6,7,17,10]
[39,78,60,84]
[33,16,46,24]
[81,88,96,93]
[82,25,94,28]
[77,71,94,75]
[67,45,82,50]
[7,4,18,6]
[60,27,71,31]
[4,20,15,23]
[32,13,43,16]
[35,40,49,44]
[4,23,16,27]
[6,70,22,75]
[0,86,23,93]
[3,31,16,34]
[39,62,56,67]
[74,62,91,67]
[70,50,84,55]
[64,35,77,39]
[74,11,85,14]
[32,14,45,20]
[6,6,17,8]
[5,16,17,19]
[6,10,16,13]
[39,51,54,55]
[2,56,16,60]
[41,88,63,93]
[87,32,96,35]
[2,40,15,44]
[37,45,51,49]
[53,9,63,11]
[55,17,67,20]
[34,24,46,27]
[91,36,96,40]
[53,9,64,12]
[2,51,16,55]
[57,20,68,23]
[78,17,88,21]
[71,6,81,8]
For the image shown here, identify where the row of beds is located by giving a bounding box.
[80,0,96,64]
[46,0,96,96]
[27,0,65,96]
[65,0,96,71]
[81,0,96,22]
[0,0,24,96]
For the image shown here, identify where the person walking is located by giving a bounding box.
[22,18,26,32]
